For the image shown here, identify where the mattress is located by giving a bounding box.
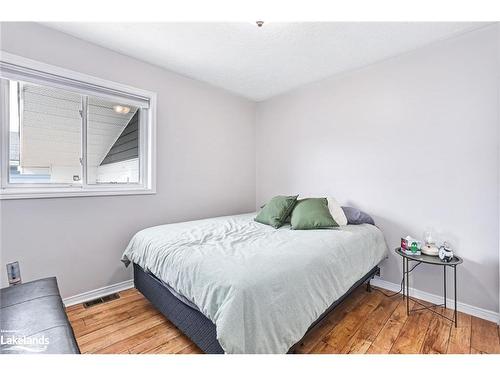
[122,213,388,353]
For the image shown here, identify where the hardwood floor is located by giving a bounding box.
[66,286,500,354]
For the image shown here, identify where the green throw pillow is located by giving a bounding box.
[290,198,338,230]
[255,195,298,228]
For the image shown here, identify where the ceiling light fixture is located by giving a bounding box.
[256,21,264,28]
[113,105,130,114]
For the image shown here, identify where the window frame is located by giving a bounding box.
[0,52,157,200]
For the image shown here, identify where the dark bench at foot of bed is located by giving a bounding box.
[0,277,80,354]
[133,263,380,354]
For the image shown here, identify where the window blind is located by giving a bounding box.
[0,61,150,109]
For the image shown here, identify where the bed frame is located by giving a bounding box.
[133,262,380,354]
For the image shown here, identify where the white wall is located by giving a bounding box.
[1,22,498,316]
[0,22,256,298]
[255,25,500,313]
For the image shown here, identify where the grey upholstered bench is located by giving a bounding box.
[0,277,80,354]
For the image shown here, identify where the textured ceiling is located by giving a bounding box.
[42,22,488,101]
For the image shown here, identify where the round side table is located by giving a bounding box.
[395,247,463,327]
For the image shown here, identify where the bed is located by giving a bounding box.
[122,213,388,354]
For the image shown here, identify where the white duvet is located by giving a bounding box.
[121,213,388,353]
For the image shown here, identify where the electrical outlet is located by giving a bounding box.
[6,261,21,285]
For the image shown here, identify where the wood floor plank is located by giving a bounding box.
[119,288,140,297]
[342,293,401,354]
[366,320,402,354]
[389,303,433,354]
[128,324,183,354]
[178,344,204,354]
[470,347,487,354]
[65,304,85,313]
[68,287,498,355]
[73,303,159,339]
[69,318,86,335]
[78,311,165,353]
[77,304,158,337]
[308,341,338,354]
[420,307,452,354]
[297,286,369,354]
[447,312,471,354]
[324,290,384,351]
[145,334,193,354]
[96,322,179,354]
[366,298,413,354]
[471,316,500,354]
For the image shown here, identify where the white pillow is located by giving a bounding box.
[327,197,348,226]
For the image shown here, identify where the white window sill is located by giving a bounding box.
[0,187,156,200]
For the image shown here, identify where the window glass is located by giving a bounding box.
[8,81,83,184]
[1,59,154,200]
[86,96,140,184]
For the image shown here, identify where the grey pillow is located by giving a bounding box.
[341,206,375,225]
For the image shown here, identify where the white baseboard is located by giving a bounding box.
[63,279,134,307]
[371,277,499,324]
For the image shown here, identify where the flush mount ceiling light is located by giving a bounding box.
[256,21,264,28]
[113,105,130,114]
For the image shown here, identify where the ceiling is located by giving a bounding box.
[42,22,488,101]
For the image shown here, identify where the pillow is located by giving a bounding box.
[298,196,348,226]
[327,197,348,226]
[341,206,375,225]
[260,203,293,224]
[255,195,298,228]
[290,198,339,230]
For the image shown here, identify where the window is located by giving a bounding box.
[0,53,156,199]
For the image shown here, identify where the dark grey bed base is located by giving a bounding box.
[133,262,380,354]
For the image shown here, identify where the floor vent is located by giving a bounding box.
[83,293,120,308]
